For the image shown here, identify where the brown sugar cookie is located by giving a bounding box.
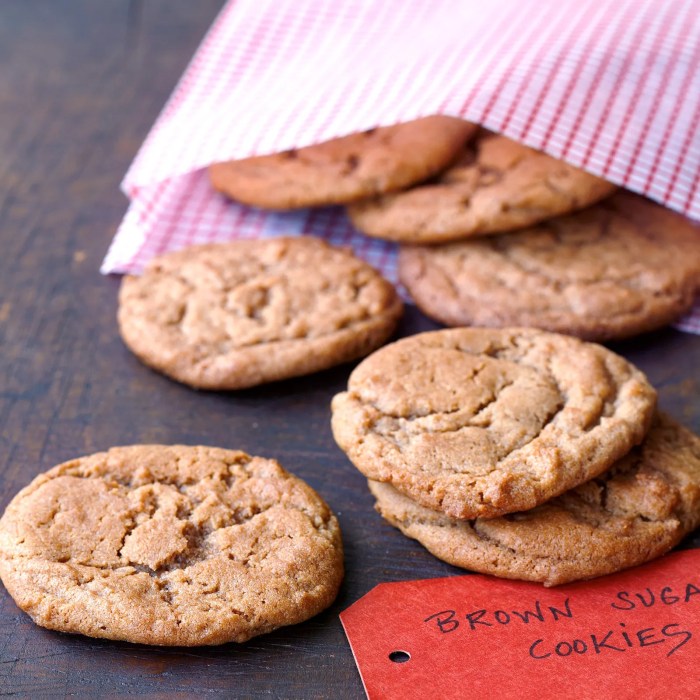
[331,327,656,520]
[369,414,700,586]
[348,131,616,243]
[0,445,344,645]
[399,192,700,341]
[209,116,477,209]
[118,237,403,390]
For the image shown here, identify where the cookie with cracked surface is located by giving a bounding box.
[331,327,656,520]
[347,131,616,243]
[118,237,403,390]
[208,116,477,209]
[399,192,700,341]
[0,445,344,645]
[369,414,700,586]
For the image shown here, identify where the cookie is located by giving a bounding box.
[0,445,344,645]
[331,327,656,519]
[369,414,700,586]
[399,192,700,341]
[118,237,403,390]
[209,116,477,209]
[348,131,616,243]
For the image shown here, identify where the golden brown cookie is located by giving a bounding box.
[118,237,403,390]
[369,414,700,586]
[331,328,656,520]
[399,192,700,341]
[348,132,616,242]
[209,116,477,209]
[0,445,344,645]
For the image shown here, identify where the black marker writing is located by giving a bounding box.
[423,609,459,633]
[661,624,692,656]
[612,582,700,610]
[529,622,692,660]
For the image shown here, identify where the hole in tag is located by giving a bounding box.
[389,650,411,663]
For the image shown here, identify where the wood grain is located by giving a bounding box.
[0,1,698,697]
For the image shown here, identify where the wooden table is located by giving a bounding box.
[0,1,698,696]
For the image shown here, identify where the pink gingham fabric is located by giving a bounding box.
[102,0,700,334]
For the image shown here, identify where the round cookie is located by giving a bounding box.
[208,116,477,209]
[348,131,616,243]
[331,327,657,520]
[399,192,700,341]
[369,414,700,586]
[118,237,403,390]
[0,445,344,645]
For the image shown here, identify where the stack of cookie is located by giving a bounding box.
[210,118,700,341]
[330,327,700,586]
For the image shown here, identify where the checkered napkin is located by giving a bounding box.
[102,0,700,334]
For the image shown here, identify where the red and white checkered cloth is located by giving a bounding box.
[102,0,700,334]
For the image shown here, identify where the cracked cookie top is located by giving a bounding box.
[208,116,477,209]
[347,132,616,242]
[0,445,344,646]
[369,414,700,586]
[399,192,700,341]
[118,237,403,390]
[331,328,656,519]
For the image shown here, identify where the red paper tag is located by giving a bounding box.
[340,550,700,699]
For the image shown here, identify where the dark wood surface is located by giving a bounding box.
[0,1,698,697]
